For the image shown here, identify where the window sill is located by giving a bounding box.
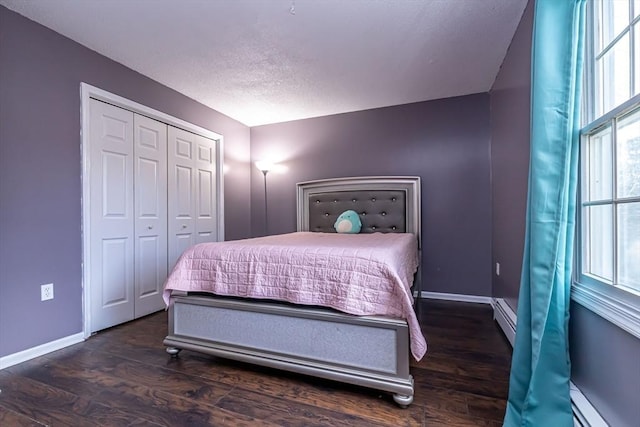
[571,281,640,340]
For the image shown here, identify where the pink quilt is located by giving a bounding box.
[163,231,427,360]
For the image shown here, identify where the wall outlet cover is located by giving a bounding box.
[41,283,54,301]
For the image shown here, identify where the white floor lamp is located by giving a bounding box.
[256,161,272,235]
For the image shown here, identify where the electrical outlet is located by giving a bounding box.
[41,283,54,301]
[496,263,501,276]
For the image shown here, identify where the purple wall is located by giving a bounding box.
[489,0,533,311]
[490,2,640,426]
[250,95,492,297]
[570,304,640,426]
[0,6,251,358]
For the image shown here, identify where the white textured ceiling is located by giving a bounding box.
[1,0,527,126]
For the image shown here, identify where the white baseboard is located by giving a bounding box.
[491,298,608,427]
[493,298,517,346]
[419,291,492,305]
[0,332,84,370]
[570,382,609,427]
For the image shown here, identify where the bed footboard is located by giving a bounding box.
[163,295,414,407]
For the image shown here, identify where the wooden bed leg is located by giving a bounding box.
[166,347,182,357]
[393,393,414,408]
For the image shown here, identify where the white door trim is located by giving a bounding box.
[80,82,225,338]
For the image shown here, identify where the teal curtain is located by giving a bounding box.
[503,1,586,426]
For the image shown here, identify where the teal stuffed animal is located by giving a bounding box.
[334,210,362,233]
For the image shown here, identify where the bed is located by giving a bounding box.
[163,176,424,407]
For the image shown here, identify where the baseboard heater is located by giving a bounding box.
[492,298,609,427]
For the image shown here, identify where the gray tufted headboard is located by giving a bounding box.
[296,176,421,245]
[306,190,407,233]
[297,176,422,296]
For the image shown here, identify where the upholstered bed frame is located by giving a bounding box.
[163,176,422,406]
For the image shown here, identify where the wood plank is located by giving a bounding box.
[424,409,498,427]
[164,351,428,426]
[0,405,45,426]
[0,370,159,426]
[10,358,270,427]
[411,353,511,382]
[216,387,414,427]
[466,393,508,422]
[412,367,509,400]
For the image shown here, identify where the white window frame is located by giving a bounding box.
[574,0,640,339]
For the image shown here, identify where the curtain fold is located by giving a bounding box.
[503,1,586,426]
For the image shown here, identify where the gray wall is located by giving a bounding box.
[489,0,533,311]
[0,6,251,358]
[250,95,492,297]
[490,1,640,426]
[570,304,640,427]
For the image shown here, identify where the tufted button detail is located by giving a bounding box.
[371,198,376,202]
[324,213,329,217]
[352,198,357,202]
[361,212,366,216]
[372,226,377,230]
[392,226,397,230]
[316,200,320,204]
[333,199,338,203]
[391,197,396,202]
[381,212,386,216]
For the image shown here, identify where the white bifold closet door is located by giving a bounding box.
[168,127,218,271]
[133,114,167,318]
[89,99,168,332]
[89,100,135,332]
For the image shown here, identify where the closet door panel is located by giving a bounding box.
[195,135,218,244]
[101,153,128,220]
[174,234,195,261]
[89,99,135,332]
[137,236,162,295]
[168,127,196,270]
[101,239,129,305]
[175,166,193,216]
[134,114,168,317]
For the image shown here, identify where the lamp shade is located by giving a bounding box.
[255,161,273,173]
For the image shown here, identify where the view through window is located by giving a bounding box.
[580,0,640,296]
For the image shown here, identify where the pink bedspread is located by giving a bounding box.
[163,232,427,360]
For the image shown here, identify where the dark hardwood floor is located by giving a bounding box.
[0,299,512,426]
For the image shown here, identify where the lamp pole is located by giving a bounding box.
[262,169,268,235]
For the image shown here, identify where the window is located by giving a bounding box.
[577,0,640,337]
